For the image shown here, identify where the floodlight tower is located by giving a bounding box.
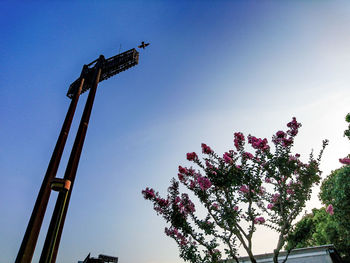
[16,48,139,263]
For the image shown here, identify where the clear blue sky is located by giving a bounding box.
[1,1,350,263]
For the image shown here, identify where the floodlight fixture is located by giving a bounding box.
[67,48,139,98]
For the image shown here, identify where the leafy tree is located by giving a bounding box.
[142,118,327,263]
[286,113,350,262]
[319,166,350,262]
[286,208,340,250]
[286,168,350,262]
[320,166,350,237]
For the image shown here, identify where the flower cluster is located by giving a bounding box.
[201,143,213,154]
[239,185,249,194]
[271,193,280,203]
[175,193,196,216]
[259,186,265,195]
[248,135,269,151]
[234,132,245,150]
[271,118,301,147]
[142,187,155,199]
[326,204,334,215]
[267,203,274,209]
[243,152,254,159]
[223,152,233,163]
[178,166,188,182]
[339,157,350,165]
[286,188,294,195]
[187,152,198,161]
[142,187,171,215]
[197,176,212,190]
[177,166,212,191]
[212,203,219,210]
[205,160,213,169]
[254,217,265,224]
[165,227,190,246]
[287,117,301,136]
[272,130,291,147]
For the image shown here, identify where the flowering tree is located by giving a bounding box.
[142,118,327,263]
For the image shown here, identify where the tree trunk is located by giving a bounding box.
[247,250,257,263]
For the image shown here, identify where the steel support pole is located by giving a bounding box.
[39,56,104,263]
[15,66,87,263]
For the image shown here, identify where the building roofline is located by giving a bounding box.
[223,244,343,263]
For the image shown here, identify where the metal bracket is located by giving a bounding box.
[50,178,71,192]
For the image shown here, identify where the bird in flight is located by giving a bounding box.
[138,41,150,49]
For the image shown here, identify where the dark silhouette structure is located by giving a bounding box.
[79,253,118,263]
[15,48,139,263]
[138,41,150,49]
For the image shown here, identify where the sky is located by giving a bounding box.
[1,1,350,263]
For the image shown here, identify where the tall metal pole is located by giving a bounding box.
[39,56,105,263]
[15,66,87,263]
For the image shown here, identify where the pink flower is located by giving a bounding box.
[178,166,188,183]
[239,185,249,194]
[175,196,181,204]
[282,137,293,147]
[223,152,233,163]
[165,227,188,246]
[174,194,196,216]
[339,158,350,165]
[156,198,169,207]
[205,160,213,168]
[187,167,195,175]
[201,143,213,154]
[267,203,274,209]
[234,206,239,211]
[142,187,155,199]
[254,217,265,224]
[212,203,219,210]
[178,173,185,182]
[187,152,198,161]
[287,188,294,195]
[243,152,254,159]
[206,221,213,226]
[326,204,334,215]
[234,132,245,150]
[272,193,280,203]
[248,135,270,151]
[178,165,188,174]
[287,117,301,137]
[183,194,196,213]
[197,176,212,190]
[265,177,272,183]
[276,130,286,138]
[289,155,297,161]
[189,180,196,189]
[259,186,265,195]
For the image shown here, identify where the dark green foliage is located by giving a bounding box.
[320,166,350,261]
[286,208,339,249]
[286,166,350,262]
[344,113,350,139]
[285,212,315,250]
